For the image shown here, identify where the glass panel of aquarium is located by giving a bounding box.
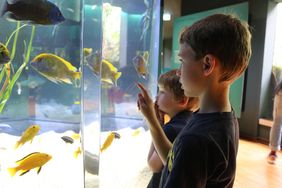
[83,0,102,187]
[97,0,161,187]
[0,0,84,187]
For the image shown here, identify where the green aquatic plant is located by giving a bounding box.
[0,23,35,112]
[0,22,25,85]
[0,22,22,98]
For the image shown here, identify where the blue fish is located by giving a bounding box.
[0,0,65,25]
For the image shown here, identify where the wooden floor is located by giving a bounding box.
[235,140,282,188]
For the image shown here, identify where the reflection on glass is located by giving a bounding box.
[97,0,160,187]
[0,0,160,187]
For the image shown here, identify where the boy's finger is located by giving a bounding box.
[137,99,140,110]
[137,83,150,99]
[138,93,146,107]
[137,93,144,110]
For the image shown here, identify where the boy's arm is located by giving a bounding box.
[147,101,165,162]
[147,143,164,172]
[147,142,155,161]
[137,83,172,164]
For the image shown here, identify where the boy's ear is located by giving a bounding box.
[178,96,189,105]
[202,54,216,76]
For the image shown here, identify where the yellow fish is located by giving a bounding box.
[74,147,81,159]
[83,48,92,58]
[99,60,122,86]
[14,125,40,149]
[0,42,10,64]
[7,152,52,177]
[100,132,116,153]
[85,51,122,86]
[73,101,80,105]
[71,133,80,140]
[30,53,81,85]
[132,51,149,79]
[132,127,142,137]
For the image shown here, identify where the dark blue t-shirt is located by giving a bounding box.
[160,111,239,188]
[147,110,193,188]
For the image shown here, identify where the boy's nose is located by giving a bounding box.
[155,95,160,104]
[176,68,181,77]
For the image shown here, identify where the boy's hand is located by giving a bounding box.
[137,83,156,122]
[154,101,165,126]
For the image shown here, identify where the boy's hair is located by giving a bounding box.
[158,69,198,110]
[179,14,252,82]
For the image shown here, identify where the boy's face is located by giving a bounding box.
[156,85,178,114]
[178,44,206,97]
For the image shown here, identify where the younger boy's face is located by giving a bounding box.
[157,85,178,114]
[178,44,205,97]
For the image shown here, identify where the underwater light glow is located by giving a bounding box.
[163,13,171,21]
[91,5,97,10]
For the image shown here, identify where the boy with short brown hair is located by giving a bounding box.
[138,14,252,187]
[147,69,198,188]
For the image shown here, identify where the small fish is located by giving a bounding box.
[7,152,52,176]
[16,82,22,95]
[113,132,121,139]
[66,8,74,13]
[85,51,122,86]
[132,51,149,79]
[83,48,92,58]
[30,53,81,85]
[61,136,74,144]
[73,147,81,159]
[0,42,10,64]
[99,59,122,86]
[92,18,99,22]
[73,101,80,105]
[0,0,65,25]
[0,123,11,128]
[100,132,119,153]
[71,133,80,140]
[43,112,49,118]
[14,125,40,149]
[132,128,142,137]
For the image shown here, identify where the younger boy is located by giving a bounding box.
[146,69,198,188]
[137,14,252,187]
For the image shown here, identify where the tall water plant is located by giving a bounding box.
[0,22,35,112]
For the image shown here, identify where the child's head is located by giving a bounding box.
[157,69,198,115]
[177,14,252,97]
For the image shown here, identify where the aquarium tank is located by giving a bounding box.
[0,0,161,187]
